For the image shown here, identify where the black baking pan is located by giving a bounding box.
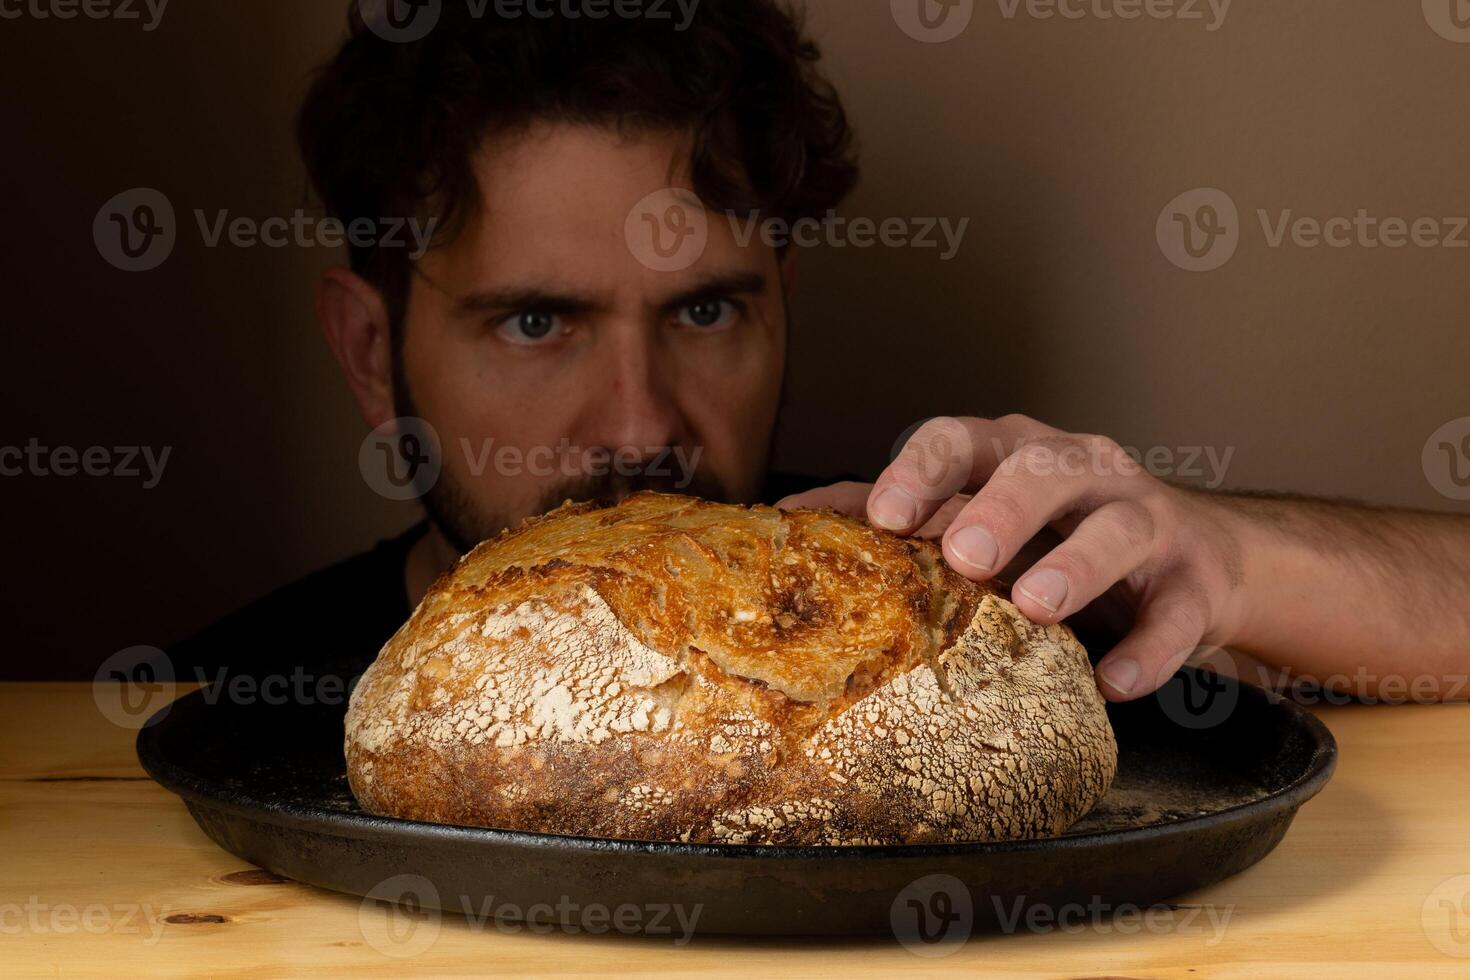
[136,666,1335,937]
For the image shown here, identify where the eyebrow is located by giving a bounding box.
[450,271,769,319]
[659,272,768,312]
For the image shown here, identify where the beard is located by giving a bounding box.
[393,374,750,555]
[421,450,739,554]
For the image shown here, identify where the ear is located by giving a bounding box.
[779,247,799,297]
[316,267,396,430]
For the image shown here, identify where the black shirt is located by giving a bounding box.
[168,473,846,687]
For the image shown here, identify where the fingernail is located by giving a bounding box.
[1099,658,1140,697]
[1016,568,1069,614]
[950,525,999,572]
[870,487,917,530]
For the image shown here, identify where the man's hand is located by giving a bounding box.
[778,415,1253,702]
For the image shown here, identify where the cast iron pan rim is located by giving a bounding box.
[136,672,1337,861]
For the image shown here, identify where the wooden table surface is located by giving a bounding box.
[5,682,1470,978]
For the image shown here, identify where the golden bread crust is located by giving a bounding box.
[345,492,1117,845]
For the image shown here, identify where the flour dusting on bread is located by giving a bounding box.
[345,492,1117,845]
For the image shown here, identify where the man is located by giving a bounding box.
[175,0,1470,705]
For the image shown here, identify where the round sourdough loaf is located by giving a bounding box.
[345,492,1117,845]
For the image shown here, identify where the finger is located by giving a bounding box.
[994,524,1066,587]
[939,435,1143,580]
[1009,500,1159,624]
[912,493,972,541]
[1093,582,1210,702]
[867,415,1059,535]
[775,481,874,517]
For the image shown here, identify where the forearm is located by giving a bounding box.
[1208,490,1470,698]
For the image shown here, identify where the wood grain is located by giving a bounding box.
[4,683,1470,978]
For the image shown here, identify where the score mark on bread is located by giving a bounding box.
[345,492,1117,845]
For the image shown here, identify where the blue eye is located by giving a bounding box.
[497,311,564,345]
[678,299,737,330]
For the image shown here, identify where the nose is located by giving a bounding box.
[584,326,685,460]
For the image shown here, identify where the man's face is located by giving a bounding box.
[398,123,790,549]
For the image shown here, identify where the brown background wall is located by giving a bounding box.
[2,1,1467,679]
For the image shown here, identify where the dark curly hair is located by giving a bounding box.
[297,0,860,339]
